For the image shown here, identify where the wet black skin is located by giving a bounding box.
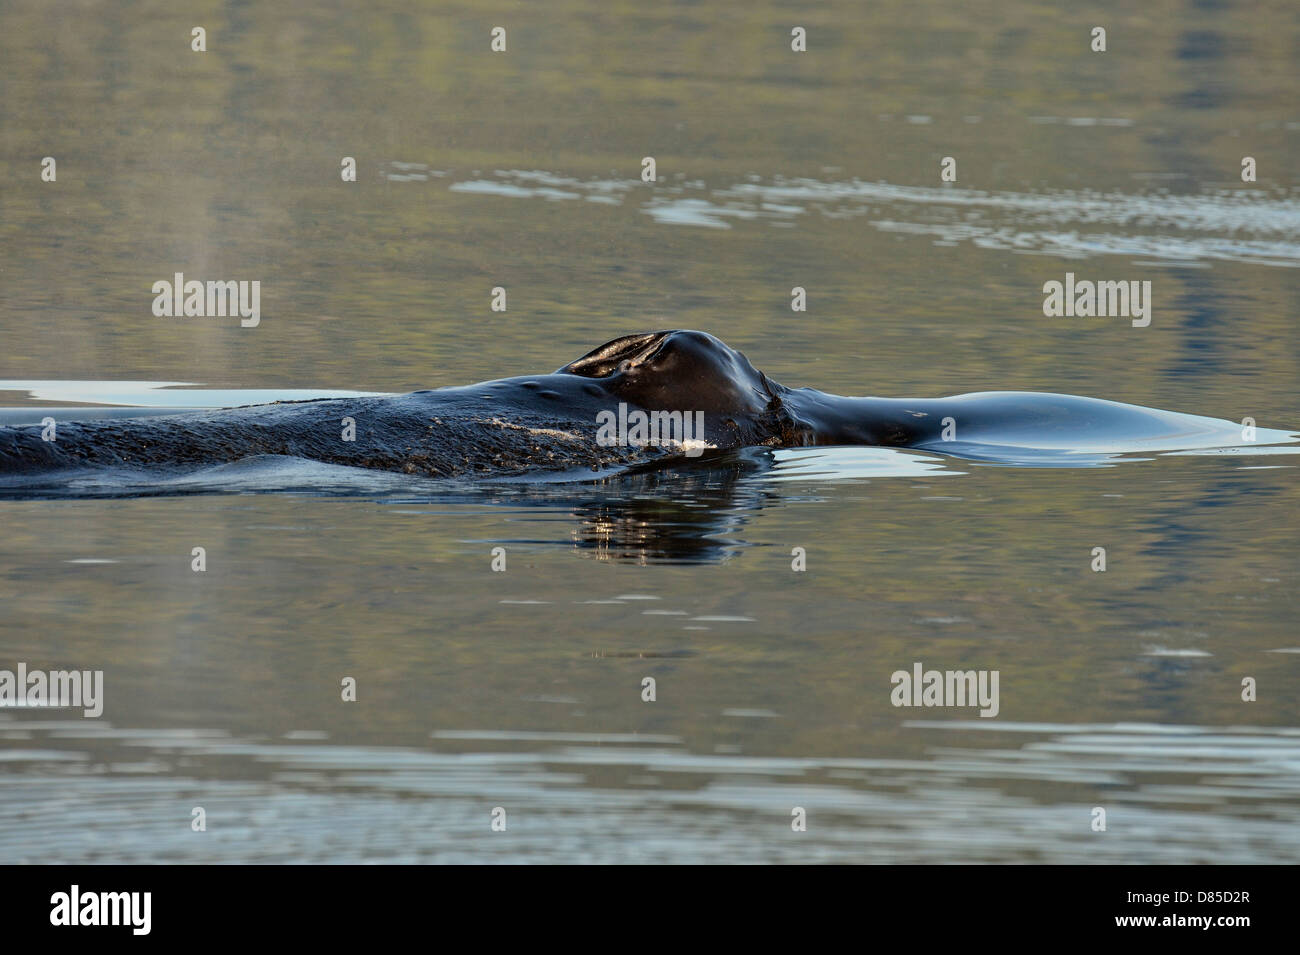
[555,330,982,448]
[0,330,793,478]
[0,329,1273,480]
[557,330,1245,452]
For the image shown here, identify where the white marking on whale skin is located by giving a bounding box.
[480,417,585,442]
[653,436,717,454]
[476,417,716,453]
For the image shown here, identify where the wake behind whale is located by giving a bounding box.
[0,330,1294,498]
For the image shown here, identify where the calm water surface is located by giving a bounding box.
[1,0,1298,862]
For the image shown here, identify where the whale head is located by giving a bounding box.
[556,329,776,415]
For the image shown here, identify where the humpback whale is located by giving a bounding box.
[0,330,1293,488]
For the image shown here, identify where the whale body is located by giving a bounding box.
[0,330,1293,485]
